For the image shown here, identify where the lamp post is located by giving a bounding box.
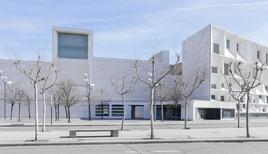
[0,71,12,119]
[84,73,95,120]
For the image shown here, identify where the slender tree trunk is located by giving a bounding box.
[154,95,157,121]
[42,93,46,132]
[34,84,39,141]
[237,100,240,128]
[64,106,68,118]
[28,104,31,119]
[150,87,155,139]
[184,98,189,129]
[246,91,250,137]
[101,102,104,119]
[50,94,53,125]
[161,100,164,121]
[54,105,57,120]
[67,107,71,123]
[57,104,60,119]
[121,95,126,130]
[10,104,14,120]
[18,102,21,122]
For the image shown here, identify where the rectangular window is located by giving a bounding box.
[112,105,124,116]
[213,43,220,54]
[266,53,268,65]
[95,105,109,117]
[211,84,216,89]
[266,96,268,103]
[211,95,216,100]
[221,96,225,101]
[259,95,262,99]
[265,86,268,91]
[58,33,88,59]
[236,43,239,52]
[224,63,229,75]
[257,50,260,59]
[212,66,218,73]
[221,83,224,88]
[226,39,230,49]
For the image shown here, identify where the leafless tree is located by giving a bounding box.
[24,93,32,119]
[175,68,206,129]
[57,80,80,123]
[52,89,61,120]
[134,53,179,139]
[94,89,111,119]
[111,73,137,130]
[7,86,25,120]
[38,64,57,131]
[15,55,48,141]
[224,73,246,128]
[156,81,172,121]
[228,62,264,137]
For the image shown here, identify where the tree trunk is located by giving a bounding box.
[154,95,157,121]
[42,93,46,132]
[101,102,104,119]
[64,106,68,118]
[28,104,31,119]
[237,100,240,128]
[57,104,60,120]
[150,87,155,139]
[121,95,126,130]
[34,83,39,141]
[246,91,250,137]
[10,104,14,120]
[161,100,164,121]
[18,102,21,122]
[184,98,189,129]
[67,107,71,123]
[54,105,57,120]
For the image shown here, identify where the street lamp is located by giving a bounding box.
[0,71,12,119]
[84,73,95,120]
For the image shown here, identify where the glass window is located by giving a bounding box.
[58,33,88,59]
[220,96,225,101]
[95,105,109,116]
[257,50,260,59]
[211,84,216,89]
[112,105,124,116]
[226,39,230,49]
[266,53,268,65]
[212,66,218,73]
[213,43,219,54]
[224,63,229,75]
[236,43,239,52]
[211,95,216,99]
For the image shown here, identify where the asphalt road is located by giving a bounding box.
[0,142,267,154]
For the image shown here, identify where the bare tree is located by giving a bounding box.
[228,62,264,137]
[15,55,47,141]
[134,53,179,139]
[175,68,206,129]
[57,80,80,123]
[224,74,246,128]
[24,93,32,119]
[111,73,137,130]
[7,86,25,120]
[94,89,110,119]
[52,89,61,120]
[38,64,57,132]
[156,81,172,121]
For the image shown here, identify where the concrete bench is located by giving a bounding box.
[69,129,119,138]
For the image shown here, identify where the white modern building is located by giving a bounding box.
[0,25,268,121]
[182,25,268,120]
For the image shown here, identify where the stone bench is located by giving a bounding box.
[69,129,119,138]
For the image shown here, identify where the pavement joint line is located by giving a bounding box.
[1,138,268,147]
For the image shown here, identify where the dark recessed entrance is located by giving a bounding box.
[197,108,221,120]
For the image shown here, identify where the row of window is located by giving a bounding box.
[211,63,230,75]
[95,105,124,117]
[213,39,268,65]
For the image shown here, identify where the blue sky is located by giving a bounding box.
[1,0,268,62]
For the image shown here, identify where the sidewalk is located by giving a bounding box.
[1,127,268,146]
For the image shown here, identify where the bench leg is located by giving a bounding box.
[69,131,76,138]
[111,130,119,137]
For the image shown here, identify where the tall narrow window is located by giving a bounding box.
[213,43,220,54]
[224,63,229,75]
[257,50,260,59]
[221,96,225,101]
[236,43,239,52]
[266,53,268,65]
[226,39,230,49]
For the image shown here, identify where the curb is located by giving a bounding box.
[1,138,268,147]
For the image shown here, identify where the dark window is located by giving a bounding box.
[266,96,268,103]
[211,95,216,99]
[221,83,224,88]
[224,63,229,75]
[265,86,268,91]
[259,95,262,99]
[220,96,225,101]
[229,83,232,88]
[266,53,268,65]
[211,84,216,89]
[213,43,220,54]
[95,105,109,117]
[226,39,230,49]
[236,43,239,52]
[212,66,218,73]
[112,105,124,116]
[257,50,260,59]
